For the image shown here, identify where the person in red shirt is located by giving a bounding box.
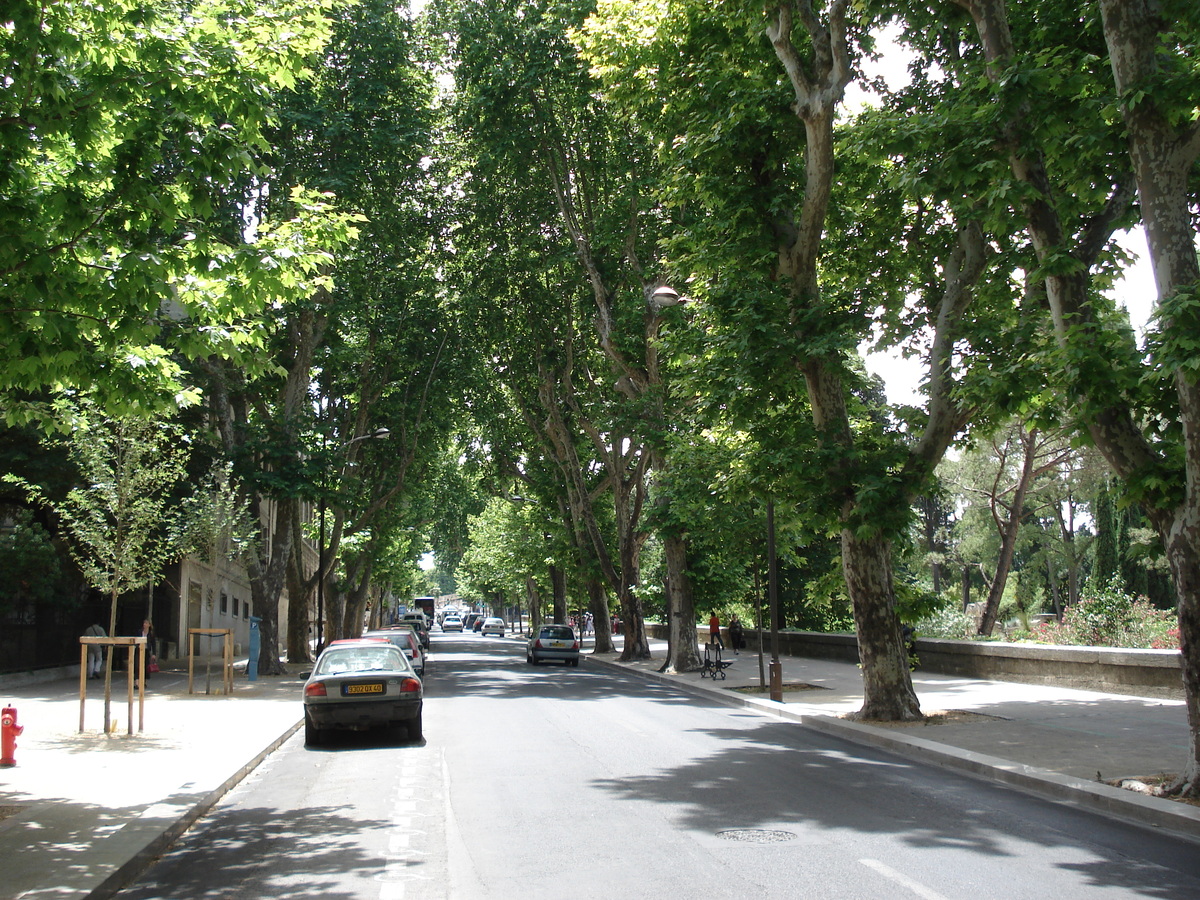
[708,612,723,650]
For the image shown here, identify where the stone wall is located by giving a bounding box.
[649,624,1184,698]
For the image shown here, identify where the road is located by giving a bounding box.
[119,632,1200,899]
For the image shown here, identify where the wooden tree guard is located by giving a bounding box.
[78,636,146,735]
[187,628,234,695]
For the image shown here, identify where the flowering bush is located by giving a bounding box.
[1027,579,1178,650]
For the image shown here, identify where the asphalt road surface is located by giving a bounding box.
[119,631,1200,899]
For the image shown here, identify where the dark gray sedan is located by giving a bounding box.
[303,639,423,745]
[526,624,580,666]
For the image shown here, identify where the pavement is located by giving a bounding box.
[2,638,1199,900]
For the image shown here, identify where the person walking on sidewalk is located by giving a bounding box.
[136,618,156,684]
[728,614,745,654]
[708,611,724,650]
[83,622,105,678]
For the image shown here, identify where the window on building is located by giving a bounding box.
[220,592,228,615]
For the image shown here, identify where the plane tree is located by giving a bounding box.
[438,0,697,663]
[0,0,351,423]
[929,0,1200,796]
[201,0,453,664]
[576,0,1031,719]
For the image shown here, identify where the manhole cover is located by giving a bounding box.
[716,829,796,843]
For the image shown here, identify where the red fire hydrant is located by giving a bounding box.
[1,705,23,768]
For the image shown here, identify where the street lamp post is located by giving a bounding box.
[315,426,390,654]
[768,498,783,702]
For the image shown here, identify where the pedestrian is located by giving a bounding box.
[83,622,105,678]
[708,611,723,650]
[137,619,156,681]
[728,614,745,654]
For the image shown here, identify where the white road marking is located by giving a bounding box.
[377,755,438,899]
[860,858,951,900]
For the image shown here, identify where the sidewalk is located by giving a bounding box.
[0,664,304,900]
[589,639,1200,841]
[2,642,1199,900]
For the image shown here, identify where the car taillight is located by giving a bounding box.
[399,677,421,693]
[572,640,580,650]
[534,639,543,649]
[304,682,327,698]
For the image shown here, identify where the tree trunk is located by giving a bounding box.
[341,556,372,639]
[1046,559,1062,622]
[102,584,119,733]
[660,531,701,674]
[324,572,345,643]
[285,511,311,663]
[616,529,650,661]
[978,429,1041,636]
[842,530,923,721]
[285,547,310,663]
[203,304,324,677]
[244,496,295,676]
[1052,496,1081,609]
[525,576,542,631]
[1163,522,1200,794]
[550,563,567,624]
[586,577,614,653]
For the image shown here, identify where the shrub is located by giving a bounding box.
[913,605,978,640]
[1027,578,1178,649]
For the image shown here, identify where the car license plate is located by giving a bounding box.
[343,683,385,695]
[549,640,566,648]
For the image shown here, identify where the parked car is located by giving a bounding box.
[393,617,429,649]
[303,640,423,745]
[462,613,482,631]
[472,616,485,632]
[399,611,429,631]
[481,617,505,636]
[527,624,580,666]
[442,615,464,632]
[409,620,431,650]
[364,628,425,677]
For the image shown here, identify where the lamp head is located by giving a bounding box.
[649,285,683,309]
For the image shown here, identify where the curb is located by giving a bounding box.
[587,655,1200,845]
[83,718,303,900]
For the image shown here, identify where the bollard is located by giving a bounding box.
[1,705,24,767]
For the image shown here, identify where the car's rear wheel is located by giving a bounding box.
[304,713,323,747]
[407,711,423,742]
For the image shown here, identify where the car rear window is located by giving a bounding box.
[540,625,574,639]
[317,647,404,675]
[366,632,416,651]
